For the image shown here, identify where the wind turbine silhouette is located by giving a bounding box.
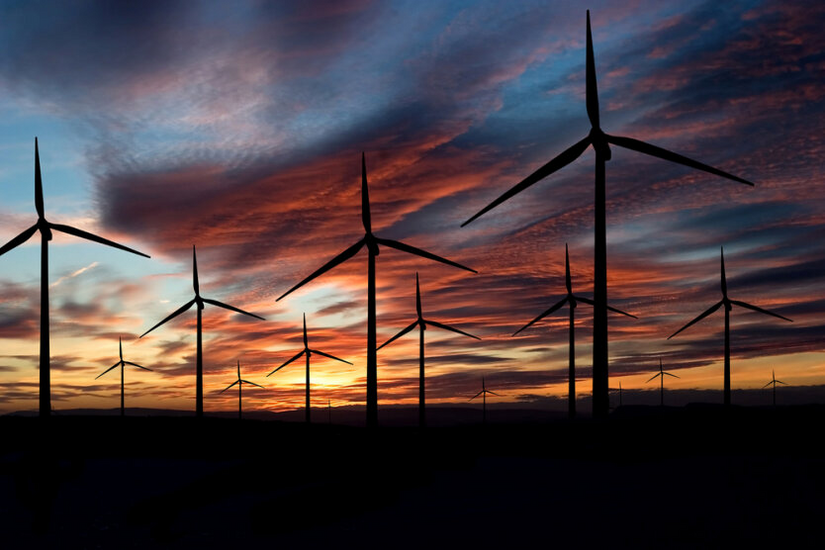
[0,138,150,418]
[277,153,476,427]
[513,244,635,418]
[95,337,152,417]
[461,11,753,419]
[141,246,264,418]
[646,358,679,407]
[267,313,352,423]
[220,361,264,420]
[378,272,480,428]
[668,248,791,407]
[762,370,786,407]
[469,377,499,425]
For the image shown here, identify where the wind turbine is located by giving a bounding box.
[378,272,480,428]
[469,377,499,425]
[668,248,792,407]
[762,370,786,407]
[95,337,152,417]
[141,246,264,418]
[267,313,352,424]
[0,138,150,418]
[461,11,753,419]
[513,244,636,418]
[220,361,264,420]
[276,153,476,427]
[646,358,679,407]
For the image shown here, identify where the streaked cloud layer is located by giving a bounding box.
[0,0,823,414]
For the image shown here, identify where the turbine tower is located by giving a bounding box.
[0,138,150,417]
[220,361,264,420]
[378,272,480,428]
[513,244,635,418]
[141,246,264,418]
[461,11,753,419]
[646,358,679,407]
[95,337,152,417]
[469,377,499,425]
[762,370,786,407]
[668,248,791,407]
[277,153,476,427]
[268,313,352,423]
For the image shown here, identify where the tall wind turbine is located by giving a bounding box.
[668,248,792,407]
[646,358,679,407]
[378,272,480,428]
[141,246,264,418]
[0,138,150,418]
[762,370,786,407]
[461,11,753,418]
[267,313,352,423]
[469,377,499,425]
[277,153,476,427]
[220,361,264,420]
[513,244,636,418]
[95,337,152,417]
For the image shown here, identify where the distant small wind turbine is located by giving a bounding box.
[646,358,679,407]
[268,313,352,423]
[277,153,476,428]
[379,272,480,428]
[762,370,786,407]
[469,377,499,425]
[668,248,792,407]
[461,11,753,419]
[141,246,264,418]
[513,244,635,418]
[0,138,150,418]
[220,361,264,420]
[95,337,152,417]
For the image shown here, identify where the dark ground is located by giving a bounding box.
[1,405,823,548]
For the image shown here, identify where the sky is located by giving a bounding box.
[0,0,823,415]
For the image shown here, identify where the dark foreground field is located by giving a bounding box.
[2,405,824,548]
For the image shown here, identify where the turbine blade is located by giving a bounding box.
[49,223,150,258]
[193,245,200,295]
[309,349,353,365]
[565,243,572,294]
[377,320,419,350]
[416,272,422,318]
[487,390,500,396]
[513,297,569,336]
[469,390,484,401]
[241,380,265,389]
[663,372,680,379]
[303,313,308,348]
[219,380,239,394]
[277,238,365,301]
[34,138,45,218]
[646,373,661,383]
[605,134,754,186]
[201,297,265,320]
[574,296,638,318]
[585,10,600,129]
[140,299,196,338]
[267,350,306,376]
[720,247,727,297]
[776,380,786,385]
[461,135,591,227]
[426,319,480,340]
[762,381,773,389]
[123,361,152,371]
[730,300,792,322]
[0,224,38,257]
[375,237,476,273]
[95,362,120,380]
[668,300,724,339]
[361,152,371,233]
